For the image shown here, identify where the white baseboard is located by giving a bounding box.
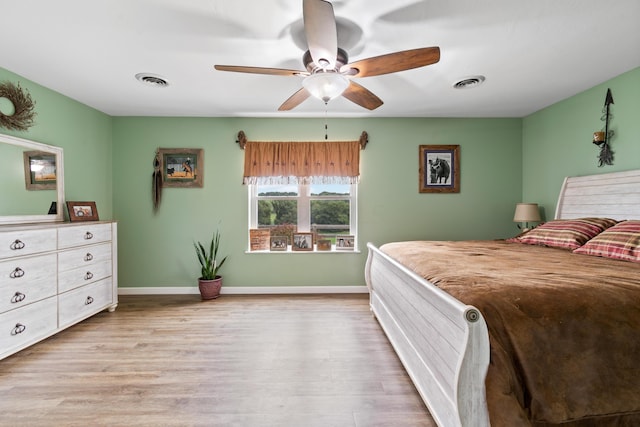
[118,286,369,295]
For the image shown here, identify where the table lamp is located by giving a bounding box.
[513,203,541,232]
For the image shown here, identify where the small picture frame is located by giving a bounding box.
[270,236,288,251]
[419,145,460,193]
[335,235,355,250]
[292,233,313,251]
[158,148,203,188]
[23,151,56,190]
[316,239,332,251]
[249,229,270,251]
[67,201,99,222]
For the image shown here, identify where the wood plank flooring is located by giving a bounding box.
[0,294,436,427]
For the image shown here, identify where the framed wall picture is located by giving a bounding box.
[419,145,460,193]
[23,150,56,190]
[335,235,355,250]
[292,233,313,251]
[158,148,203,188]
[66,201,99,222]
[270,236,288,251]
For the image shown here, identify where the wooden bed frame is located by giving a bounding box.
[365,169,640,427]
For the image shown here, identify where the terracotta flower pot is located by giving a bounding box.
[198,276,222,300]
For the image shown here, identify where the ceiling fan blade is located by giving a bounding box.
[303,0,338,70]
[215,65,308,77]
[278,88,311,111]
[342,47,440,78]
[342,81,383,110]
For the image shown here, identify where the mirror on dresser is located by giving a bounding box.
[0,133,64,225]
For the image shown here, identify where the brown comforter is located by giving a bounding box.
[380,240,640,427]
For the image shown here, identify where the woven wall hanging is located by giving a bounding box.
[0,81,36,131]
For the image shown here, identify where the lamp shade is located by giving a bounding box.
[302,72,349,103]
[513,203,541,222]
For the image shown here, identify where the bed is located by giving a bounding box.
[364,169,640,427]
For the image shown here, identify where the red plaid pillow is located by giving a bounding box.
[507,218,618,250]
[574,220,640,262]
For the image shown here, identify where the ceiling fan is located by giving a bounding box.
[214,0,440,111]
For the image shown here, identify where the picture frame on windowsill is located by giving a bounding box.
[335,235,355,250]
[292,233,313,251]
[270,236,288,251]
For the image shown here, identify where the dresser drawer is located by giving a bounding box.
[58,278,113,329]
[0,254,57,313]
[58,242,112,273]
[0,296,57,356]
[0,228,57,259]
[58,223,112,249]
[58,259,112,293]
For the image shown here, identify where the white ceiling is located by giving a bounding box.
[1,0,639,118]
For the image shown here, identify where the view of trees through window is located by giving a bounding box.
[256,183,352,242]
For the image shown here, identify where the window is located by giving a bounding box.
[242,138,362,251]
[249,182,357,251]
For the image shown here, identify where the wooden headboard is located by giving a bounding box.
[555,169,640,220]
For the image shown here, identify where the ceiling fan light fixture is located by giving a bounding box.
[302,72,349,103]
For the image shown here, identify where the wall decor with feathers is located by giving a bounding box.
[0,81,36,131]
[152,150,162,212]
[592,88,614,167]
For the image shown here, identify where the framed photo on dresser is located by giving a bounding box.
[66,201,99,222]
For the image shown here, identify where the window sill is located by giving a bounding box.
[245,247,361,254]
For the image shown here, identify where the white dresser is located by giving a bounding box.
[0,221,117,360]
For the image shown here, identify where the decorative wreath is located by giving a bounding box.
[0,81,36,131]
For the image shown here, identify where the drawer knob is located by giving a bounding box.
[84,253,94,261]
[84,232,94,240]
[85,271,94,280]
[11,292,26,303]
[11,323,26,335]
[10,239,25,250]
[11,292,27,304]
[10,267,25,279]
[85,296,94,305]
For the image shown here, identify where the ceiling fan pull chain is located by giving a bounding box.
[324,105,328,140]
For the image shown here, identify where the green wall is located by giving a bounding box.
[16,64,616,290]
[522,67,640,220]
[2,65,523,290]
[0,67,114,218]
[9,63,639,290]
[7,64,638,291]
[112,117,522,288]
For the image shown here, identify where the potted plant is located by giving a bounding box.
[194,229,228,300]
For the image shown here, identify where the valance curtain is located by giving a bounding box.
[242,140,361,185]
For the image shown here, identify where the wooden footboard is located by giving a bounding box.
[365,242,491,427]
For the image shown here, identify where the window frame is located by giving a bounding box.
[248,182,358,251]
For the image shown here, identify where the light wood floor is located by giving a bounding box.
[0,294,436,427]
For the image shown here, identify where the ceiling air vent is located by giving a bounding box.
[453,75,485,89]
[135,73,169,87]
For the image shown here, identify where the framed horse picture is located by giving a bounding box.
[158,148,203,188]
[419,145,460,193]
